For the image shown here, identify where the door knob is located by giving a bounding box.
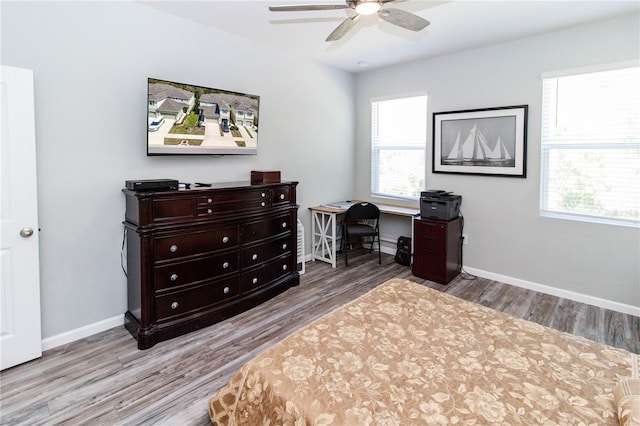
[20,227,34,238]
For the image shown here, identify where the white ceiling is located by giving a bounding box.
[143,0,640,73]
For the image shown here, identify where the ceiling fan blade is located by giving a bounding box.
[326,14,360,41]
[269,4,349,12]
[378,7,430,31]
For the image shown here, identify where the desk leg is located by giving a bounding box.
[411,215,416,266]
[311,210,337,268]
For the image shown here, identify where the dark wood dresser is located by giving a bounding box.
[412,216,462,284]
[122,181,299,349]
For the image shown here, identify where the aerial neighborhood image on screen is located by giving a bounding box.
[147,78,259,156]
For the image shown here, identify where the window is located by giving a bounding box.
[540,63,640,227]
[371,95,427,199]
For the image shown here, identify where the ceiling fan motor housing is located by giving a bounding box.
[269,0,429,42]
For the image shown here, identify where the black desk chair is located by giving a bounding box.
[343,202,381,266]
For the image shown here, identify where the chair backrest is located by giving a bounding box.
[345,202,380,222]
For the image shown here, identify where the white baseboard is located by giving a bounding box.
[383,236,639,316]
[380,236,397,253]
[44,259,637,351]
[41,315,123,351]
[463,266,640,317]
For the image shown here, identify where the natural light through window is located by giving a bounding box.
[371,95,427,199]
[540,63,640,227]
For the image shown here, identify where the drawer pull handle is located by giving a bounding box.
[171,301,179,310]
[170,273,178,281]
[282,243,287,250]
[223,286,230,294]
[279,194,285,200]
[252,277,258,284]
[261,192,266,198]
[252,254,258,260]
[222,236,230,243]
[207,209,213,214]
[282,264,288,271]
[281,222,287,228]
[207,198,213,203]
[223,261,230,269]
[169,244,178,253]
[261,202,266,207]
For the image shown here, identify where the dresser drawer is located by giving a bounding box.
[197,198,271,218]
[196,189,272,216]
[199,188,269,205]
[154,252,238,291]
[241,214,291,244]
[241,234,291,268]
[197,200,271,217]
[152,197,195,222]
[155,276,240,321]
[241,256,292,293]
[271,185,291,205]
[154,226,238,261]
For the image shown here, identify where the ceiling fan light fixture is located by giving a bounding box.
[355,1,380,15]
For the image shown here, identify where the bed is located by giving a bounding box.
[209,278,639,425]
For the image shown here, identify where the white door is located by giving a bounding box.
[0,65,42,370]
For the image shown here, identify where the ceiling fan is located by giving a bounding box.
[268,0,430,42]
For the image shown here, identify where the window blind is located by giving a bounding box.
[371,95,427,199]
[540,65,640,226]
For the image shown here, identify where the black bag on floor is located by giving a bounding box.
[395,236,411,266]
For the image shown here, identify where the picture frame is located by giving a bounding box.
[432,105,528,177]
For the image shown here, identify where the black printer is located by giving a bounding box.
[420,190,461,220]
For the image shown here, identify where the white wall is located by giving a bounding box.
[2,1,637,346]
[1,1,355,341]
[355,14,640,309]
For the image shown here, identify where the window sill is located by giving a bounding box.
[540,211,640,228]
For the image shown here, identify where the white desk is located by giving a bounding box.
[310,202,420,268]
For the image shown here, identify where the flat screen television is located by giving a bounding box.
[147,78,259,156]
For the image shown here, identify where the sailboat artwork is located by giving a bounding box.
[433,105,527,177]
[442,122,516,167]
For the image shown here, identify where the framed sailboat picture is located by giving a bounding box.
[433,105,528,177]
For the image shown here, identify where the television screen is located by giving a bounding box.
[147,78,259,156]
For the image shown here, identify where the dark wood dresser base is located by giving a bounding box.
[123,181,299,349]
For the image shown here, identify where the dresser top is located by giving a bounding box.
[122,180,298,196]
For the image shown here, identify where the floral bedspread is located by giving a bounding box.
[209,278,635,425]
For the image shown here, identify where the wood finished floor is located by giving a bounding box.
[1,253,639,425]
